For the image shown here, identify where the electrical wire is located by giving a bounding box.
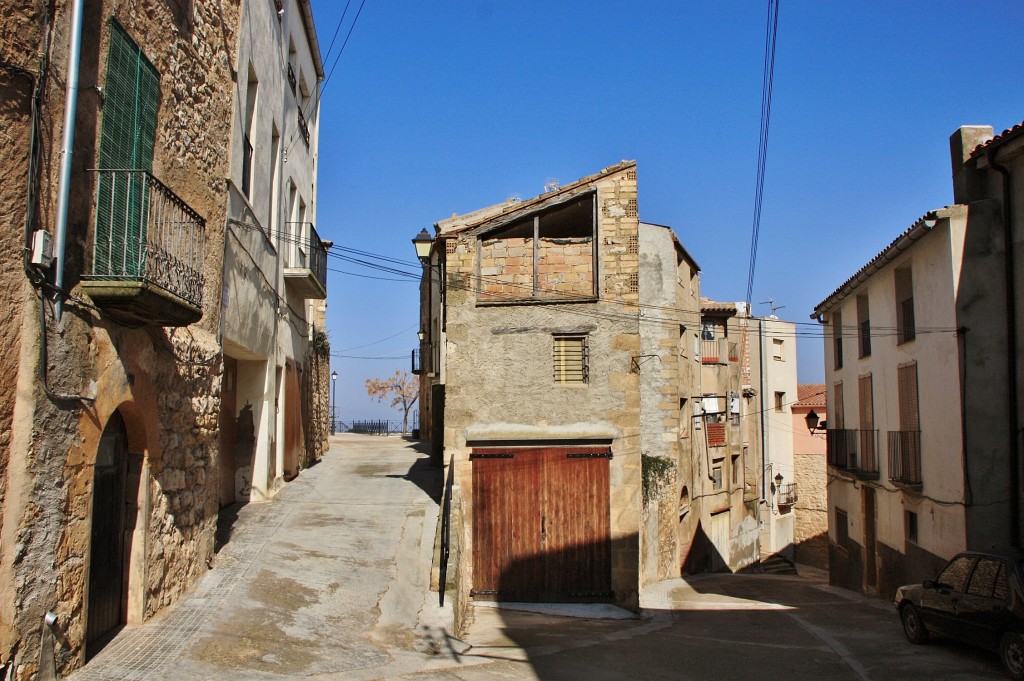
[745,0,781,305]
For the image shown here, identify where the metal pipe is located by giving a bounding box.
[52,0,86,322]
[987,148,1020,548]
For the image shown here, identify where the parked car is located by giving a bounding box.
[895,549,1024,679]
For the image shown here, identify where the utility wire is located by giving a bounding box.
[745,0,781,305]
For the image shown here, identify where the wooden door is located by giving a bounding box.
[87,411,129,655]
[471,447,611,602]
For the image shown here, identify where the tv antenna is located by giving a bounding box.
[759,298,785,319]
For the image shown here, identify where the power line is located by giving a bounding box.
[745,0,781,305]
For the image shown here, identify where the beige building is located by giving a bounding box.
[0,1,327,676]
[416,162,707,620]
[813,120,1024,599]
[684,302,799,573]
[791,384,828,570]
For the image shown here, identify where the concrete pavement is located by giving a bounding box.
[68,434,1008,680]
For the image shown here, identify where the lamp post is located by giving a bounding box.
[330,370,338,435]
[805,409,826,435]
[412,228,443,467]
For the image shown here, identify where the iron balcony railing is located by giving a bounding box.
[306,223,328,290]
[827,428,880,477]
[888,430,922,486]
[88,169,205,308]
[778,482,798,506]
[287,62,297,96]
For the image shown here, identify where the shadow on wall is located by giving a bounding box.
[794,530,829,570]
[681,522,729,575]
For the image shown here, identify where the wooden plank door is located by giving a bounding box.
[542,448,611,600]
[472,451,543,599]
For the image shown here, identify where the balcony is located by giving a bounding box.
[888,430,922,487]
[81,169,205,327]
[283,222,327,299]
[826,429,880,479]
[700,339,737,364]
[778,482,798,506]
[287,62,297,97]
[297,108,310,146]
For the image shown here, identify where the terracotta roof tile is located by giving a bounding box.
[972,120,1024,157]
[796,384,826,407]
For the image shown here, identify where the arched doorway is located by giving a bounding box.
[86,411,130,656]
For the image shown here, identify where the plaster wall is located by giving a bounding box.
[443,167,642,608]
[792,405,828,569]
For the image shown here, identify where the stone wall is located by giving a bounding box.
[0,1,239,677]
[793,451,828,569]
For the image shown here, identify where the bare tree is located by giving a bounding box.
[365,370,419,434]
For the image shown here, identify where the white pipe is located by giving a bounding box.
[52,0,86,323]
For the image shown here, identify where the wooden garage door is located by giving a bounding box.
[471,447,611,602]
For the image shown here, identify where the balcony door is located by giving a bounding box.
[95,19,159,278]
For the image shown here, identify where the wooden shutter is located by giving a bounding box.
[898,362,920,431]
[833,381,845,429]
[858,374,874,431]
[95,20,160,277]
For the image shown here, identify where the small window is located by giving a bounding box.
[836,508,849,549]
[833,310,844,370]
[937,555,976,592]
[857,294,871,358]
[712,466,723,490]
[896,266,915,344]
[905,510,918,544]
[772,338,784,360]
[553,335,588,384]
[774,391,785,412]
[679,398,689,439]
[731,454,740,485]
[701,322,715,341]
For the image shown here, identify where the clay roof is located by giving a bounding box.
[435,161,636,236]
[700,297,738,314]
[796,384,826,407]
[972,120,1024,157]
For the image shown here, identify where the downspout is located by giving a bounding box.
[51,0,85,323]
[758,317,768,505]
[987,148,1020,548]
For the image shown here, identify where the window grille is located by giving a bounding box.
[553,335,588,384]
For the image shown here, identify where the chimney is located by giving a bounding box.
[950,125,994,204]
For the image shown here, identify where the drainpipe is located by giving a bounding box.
[987,148,1020,548]
[51,0,86,323]
[758,317,767,505]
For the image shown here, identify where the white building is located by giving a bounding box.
[219,0,328,504]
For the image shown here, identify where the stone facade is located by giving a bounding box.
[792,385,828,570]
[0,1,325,677]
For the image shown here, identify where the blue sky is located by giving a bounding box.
[309,0,1024,424]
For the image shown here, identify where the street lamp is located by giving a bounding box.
[805,409,826,435]
[330,370,338,435]
[412,228,433,263]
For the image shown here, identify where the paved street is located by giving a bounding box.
[68,434,1006,681]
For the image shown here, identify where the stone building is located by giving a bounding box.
[218,0,328,505]
[812,120,1024,600]
[415,162,704,619]
[682,301,798,573]
[791,384,828,570]
[0,1,326,676]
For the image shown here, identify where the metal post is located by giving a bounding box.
[330,370,338,435]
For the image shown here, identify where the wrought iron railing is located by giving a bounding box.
[284,221,328,292]
[826,428,856,469]
[287,62,297,96]
[888,430,922,486]
[88,169,205,308]
[439,454,454,606]
[855,429,880,477]
[412,348,423,375]
[778,482,798,506]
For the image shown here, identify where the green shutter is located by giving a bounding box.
[95,20,160,278]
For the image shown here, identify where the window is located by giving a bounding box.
[968,558,1006,599]
[95,20,160,277]
[905,510,918,544]
[833,381,845,429]
[937,555,976,592]
[553,335,588,384]
[478,194,596,301]
[712,466,723,490]
[857,294,871,358]
[896,266,915,344]
[679,325,687,357]
[859,373,876,467]
[679,398,689,438]
[898,362,920,432]
[731,454,741,485]
[774,391,785,412]
[701,322,715,340]
[772,338,784,360]
[833,310,844,370]
[835,508,849,550]
[242,64,258,199]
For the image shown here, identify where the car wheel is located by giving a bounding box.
[1001,633,1024,680]
[900,603,929,644]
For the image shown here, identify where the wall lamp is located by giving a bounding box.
[805,409,827,435]
[417,328,426,342]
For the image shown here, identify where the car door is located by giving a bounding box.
[920,554,976,639]
[957,557,1012,650]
